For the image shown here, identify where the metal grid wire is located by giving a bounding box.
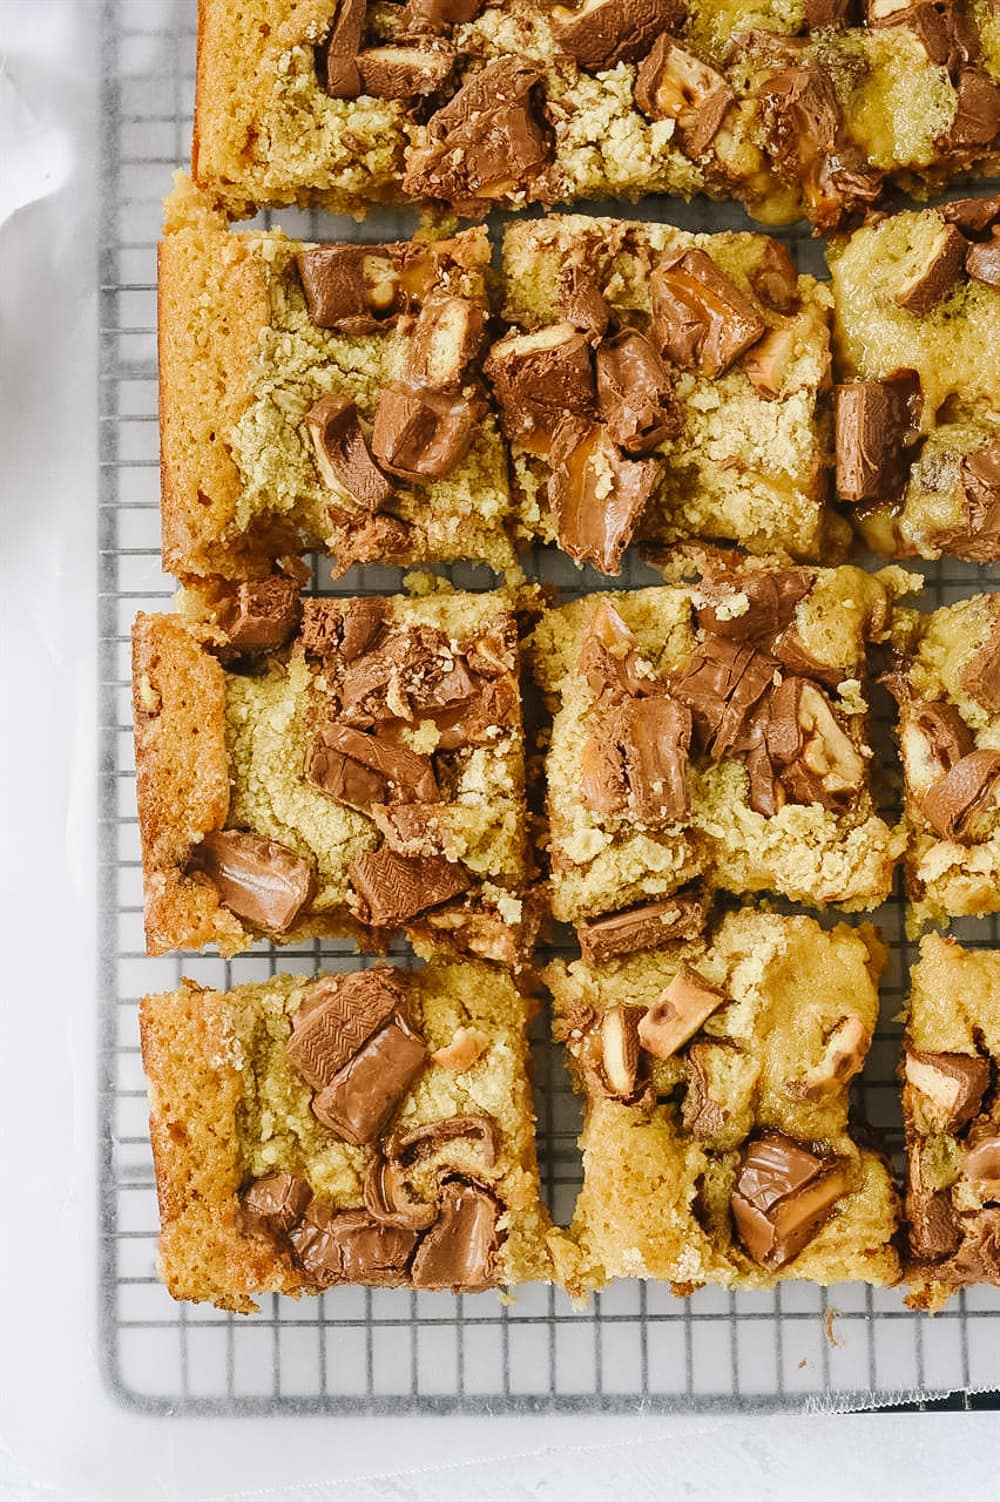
[98,0,1000,1414]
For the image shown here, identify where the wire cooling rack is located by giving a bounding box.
[97,0,1000,1414]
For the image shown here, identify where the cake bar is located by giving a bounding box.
[140,959,552,1310]
[888,593,1000,929]
[546,910,900,1296]
[530,558,914,936]
[830,199,1000,562]
[159,177,515,580]
[902,934,1000,1311]
[132,585,531,960]
[490,213,836,570]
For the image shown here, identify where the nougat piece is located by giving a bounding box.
[140,961,551,1310]
[546,910,900,1297]
[132,587,530,960]
[903,934,1000,1312]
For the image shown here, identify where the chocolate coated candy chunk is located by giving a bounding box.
[189,830,314,933]
[290,1204,418,1286]
[549,420,660,575]
[372,383,479,481]
[350,847,471,927]
[746,239,799,315]
[240,1173,312,1235]
[405,0,486,27]
[297,245,400,331]
[939,196,1000,235]
[306,721,438,813]
[312,1016,429,1144]
[834,371,922,503]
[965,1130,1000,1202]
[577,599,649,701]
[484,323,596,452]
[651,248,765,379]
[557,268,610,343]
[285,970,406,1090]
[907,1153,962,1260]
[339,624,479,728]
[894,220,967,316]
[905,1049,990,1132]
[672,635,777,759]
[803,0,855,25]
[599,1006,643,1099]
[581,696,692,825]
[765,677,865,810]
[921,749,1000,842]
[966,230,1000,288]
[634,36,733,157]
[731,1134,851,1269]
[952,444,1000,562]
[866,0,979,72]
[409,1179,501,1291]
[959,600,1000,712]
[596,332,680,456]
[552,0,686,71]
[300,597,388,662]
[694,568,813,648]
[306,393,394,511]
[901,700,974,797]
[317,0,365,99]
[215,577,301,654]
[638,966,728,1061]
[576,890,708,965]
[758,65,882,230]
[357,43,455,100]
[945,68,1000,147]
[405,296,485,391]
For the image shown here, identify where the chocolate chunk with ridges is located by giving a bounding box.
[557,268,610,343]
[409,1179,501,1291]
[300,597,388,662]
[804,0,855,25]
[747,239,799,314]
[404,0,486,25]
[404,297,485,391]
[944,68,1000,148]
[549,420,660,575]
[312,1016,428,1143]
[651,249,765,380]
[940,196,1000,235]
[350,847,471,927]
[318,0,365,99]
[894,221,967,316]
[866,0,979,72]
[758,66,882,231]
[402,59,553,213]
[297,245,400,332]
[484,323,596,454]
[765,677,866,809]
[920,749,1000,842]
[290,1204,418,1286]
[966,229,1000,288]
[552,0,685,70]
[904,1050,990,1132]
[672,635,777,759]
[907,1156,962,1260]
[582,696,692,825]
[638,966,728,1061]
[634,36,733,157]
[240,1173,312,1235]
[965,1131,1000,1202]
[596,332,680,456]
[339,624,479,728]
[745,702,783,817]
[371,383,479,482]
[357,44,455,100]
[731,1134,851,1268]
[900,700,974,799]
[959,601,1000,712]
[286,971,405,1090]
[695,568,813,647]
[834,371,922,503]
[305,722,438,812]
[215,577,301,654]
[189,830,314,933]
[576,891,708,965]
[578,599,650,700]
[306,393,394,512]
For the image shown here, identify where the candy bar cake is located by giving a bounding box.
[489,213,836,571]
[530,559,914,940]
[902,934,1000,1311]
[159,177,514,580]
[132,585,530,959]
[889,593,1000,928]
[545,910,900,1296]
[140,959,552,1309]
[192,0,1000,228]
[830,198,1000,561]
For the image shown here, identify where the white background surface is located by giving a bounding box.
[1,2,997,1497]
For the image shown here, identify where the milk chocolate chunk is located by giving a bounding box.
[920,749,1000,842]
[949,1208,1000,1283]
[340,624,479,728]
[966,230,1000,288]
[364,1153,438,1230]
[904,1050,990,1132]
[189,830,314,933]
[306,393,394,511]
[405,0,486,26]
[557,268,610,343]
[634,36,733,156]
[651,249,765,379]
[731,1135,851,1268]
[336,512,415,574]
[484,323,596,452]
[404,297,485,391]
[290,1204,418,1286]
[549,420,660,575]
[804,0,855,25]
[551,0,685,70]
[956,443,1000,562]
[965,1132,1000,1202]
[960,603,1000,712]
[390,1113,501,1168]
[758,66,882,230]
[834,372,922,502]
[583,696,691,824]
[946,68,1000,147]
[672,635,777,759]
[684,1042,728,1141]
[240,1173,312,1235]
[598,1007,643,1098]
[318,0,365,99]
[595,332,680,456]
[578,599,649,701]
[894,220,967,316]
[866,0,979,72]
[576,890,708,965]
[300,597,388,662]
[306,722,438,813]
[907,1160,961,1261]
[695,568,813,647]
[215,577,301,654]
[371,383,478,481]
[350,848,471,927]
[312,1016,428,1144]
[638,966,728,1061]
[287,971,405,1090]
[747,238,799,314]
[765,677,865,809]
[900,700,973,798]
[357,44,456,100]
[939,195,1000,235]
[297,245,399,332]
[409,1179,501,1291]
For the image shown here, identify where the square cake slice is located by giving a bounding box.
[545,910,900,1296]
[132,586,531,960]
[830,202,1000,562]
[530,559,914,935]
[902,934,1000,1311]
[140,959,552,1310]
[492,214,836,570]
[159,176,514,580]
[889,593,1000,929]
